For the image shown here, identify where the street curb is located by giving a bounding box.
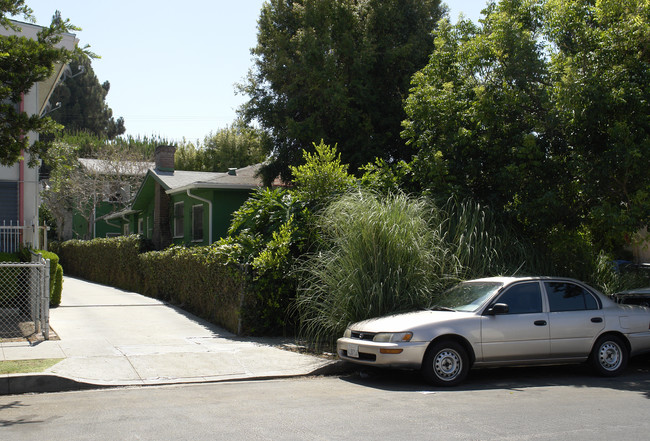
[0,360,354,396]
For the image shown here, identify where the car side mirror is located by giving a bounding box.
[486,303,509,315]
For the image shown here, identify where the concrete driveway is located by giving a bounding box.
[1,277,340,394]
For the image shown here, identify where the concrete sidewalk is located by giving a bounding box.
[0,277,342,395]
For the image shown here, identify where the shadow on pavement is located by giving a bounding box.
[340,353,650,398]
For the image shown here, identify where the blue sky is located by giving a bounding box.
[23,1,487,143]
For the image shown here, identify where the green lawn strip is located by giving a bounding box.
[0,358,63,374]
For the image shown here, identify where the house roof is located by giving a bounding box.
[164,164,264,194]
[79,158,154,175]
[131,164,265,211]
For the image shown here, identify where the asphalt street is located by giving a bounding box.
[2,360,650,441]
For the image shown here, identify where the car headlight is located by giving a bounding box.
[373,332,413,343]
[343,328,352,338]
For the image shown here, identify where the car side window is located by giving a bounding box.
[545,282,599,312]
[494,282,543,314]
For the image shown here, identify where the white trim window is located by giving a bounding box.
[192,204,204,242]
[123,223,129,236]
[174,202,184,238]
[138,218,144,235]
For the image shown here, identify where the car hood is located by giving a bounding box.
[349,309,474,333]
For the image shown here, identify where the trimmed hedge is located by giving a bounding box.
[140,246,246,334]
[53,236,147,292]
[55,236,255,335]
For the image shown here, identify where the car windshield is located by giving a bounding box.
[434,282,503,312]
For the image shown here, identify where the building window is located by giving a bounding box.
[138,218,144,235]
[192,204,204,242]
[123,223,129,236]
[174,202,184,238]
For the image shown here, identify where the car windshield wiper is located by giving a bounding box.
[426,305,456,312]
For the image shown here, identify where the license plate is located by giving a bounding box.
[347,344,359,358]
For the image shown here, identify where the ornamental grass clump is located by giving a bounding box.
[295,190,461,348]
[294,190,543,348]
[438,198,538,280]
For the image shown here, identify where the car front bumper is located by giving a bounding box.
[336,337,429,369]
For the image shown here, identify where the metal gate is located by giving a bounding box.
[0,254,50,341]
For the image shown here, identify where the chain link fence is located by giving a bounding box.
[0,255,50,342]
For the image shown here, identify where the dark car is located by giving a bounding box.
[612,288,650,307]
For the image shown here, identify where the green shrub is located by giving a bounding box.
[219,141,356,336]
[289,140,356,206]
[16,248,65,307]
[225,189,313,335]
[31,250,64,307]
[52,263,63,306]
[0,252,20,262]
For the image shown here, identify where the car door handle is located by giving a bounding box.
[591,317,603,323]
[534,320,547,326]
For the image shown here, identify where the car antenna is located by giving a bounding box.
[510,262,526,277]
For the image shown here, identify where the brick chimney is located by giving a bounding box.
[154,145,176,173]
[152,145,175,249]
[152,181,172,250]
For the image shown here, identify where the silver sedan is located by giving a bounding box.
[337,277,650,386]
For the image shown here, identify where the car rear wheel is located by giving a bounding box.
[421,340,469,387]
[589,335,628,376]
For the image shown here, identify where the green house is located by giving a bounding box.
[103,145,266,249]
[73,200,123,239]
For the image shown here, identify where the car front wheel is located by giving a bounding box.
[421,340,469,387]
[589,335,628,376]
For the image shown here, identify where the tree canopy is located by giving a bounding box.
[402,0,650,253]
[544,0,650,250]
[0,3,80,165]
[238,0,446,184]
[48,53,125,139]
[174,123,267,172]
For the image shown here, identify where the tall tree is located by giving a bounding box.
[544,0,650,250]
[238,0,446,184]
[403,0,555,230]
[48,53,125,139]
[402,0,650,253]
[0,3,80,165]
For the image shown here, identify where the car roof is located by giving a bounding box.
[468,276,589,285]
